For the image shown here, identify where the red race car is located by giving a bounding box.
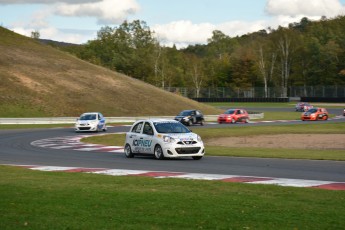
[301,108,329,121]
[218,109,249,124]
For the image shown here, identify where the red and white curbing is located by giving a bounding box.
[31,134,125,153]
[9,164,345,191]
[28,129,345,191]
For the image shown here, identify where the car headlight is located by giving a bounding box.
[197,135,202,142]
[163,135,176,143]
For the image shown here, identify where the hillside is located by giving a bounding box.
[0,27,220,117]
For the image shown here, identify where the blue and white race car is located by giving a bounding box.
[124,119,205,160]
[75,112,107,132]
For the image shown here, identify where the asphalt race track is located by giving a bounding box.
[1,113,345,184]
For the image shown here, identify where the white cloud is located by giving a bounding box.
[4,0,345,48]
[54,0,140,24]
[154,0,345,48]
[152,21,214,48]
[0,0,100,4]
[265,0,345,18]
[152,20,270,49]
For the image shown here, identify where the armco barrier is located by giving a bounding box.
[192,98,289,103]
[0,113,264,124]
[300,97,345,103]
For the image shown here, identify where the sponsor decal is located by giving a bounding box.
[133,139,152,147]
[133,139,152,153]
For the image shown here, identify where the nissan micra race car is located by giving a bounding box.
[124,119,205,160]
[301,108,329,121]
[217,109,249,124]
[75,112,107,132]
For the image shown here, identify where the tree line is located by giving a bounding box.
[62,16,345,97]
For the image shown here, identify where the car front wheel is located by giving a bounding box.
[154,145,164,160]
[231,118,236,124]
[124,144,134,158]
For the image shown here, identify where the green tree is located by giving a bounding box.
[31,30,40,39]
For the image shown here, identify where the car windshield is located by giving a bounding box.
[80,114,96,120]
[307,108,317,113]
[154,121,191,133]
[178,111,192,116]
[224,110,235,114]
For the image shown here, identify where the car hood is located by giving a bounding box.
[175,115,188,119]
[218,114,233,117]
[77,120,97,124]
[165,133,198,140]
[303,111,314,115]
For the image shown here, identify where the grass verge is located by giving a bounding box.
[1,165,344,229]
[207,102,345,108]
[0,124,73,129]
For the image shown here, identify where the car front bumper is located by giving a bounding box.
[75,124,98,131]
[162,142,205,158]
[301,116,317,121]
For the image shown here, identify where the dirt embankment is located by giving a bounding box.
[206,134,345,149]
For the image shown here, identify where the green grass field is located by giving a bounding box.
[1,165,344,229]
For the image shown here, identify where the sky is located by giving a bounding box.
[1,0,345,48]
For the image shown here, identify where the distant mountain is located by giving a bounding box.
[38,39,80,47]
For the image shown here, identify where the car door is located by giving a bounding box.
[238,110,246,122]
[140,122,155,154]
[97,113,106,130]
[128,122,143,153]
[195,110,203,123]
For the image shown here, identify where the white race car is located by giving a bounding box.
[124,119,205,160]
[75,112,107,132]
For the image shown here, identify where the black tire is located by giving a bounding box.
[192,156,203,160]
[231,118,236,124]
[244,118,249,123]
[102,124,107,132]
[188,120,193,126]
[200,119,204,126]
[124,144,134,158]
[154,145,164,160]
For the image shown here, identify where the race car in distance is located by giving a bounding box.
[174,109,205,126]
[75,112,107,132]
[295,102,313,112]
[124,119,205,160]
[301,108,329,121]
[217,109,249,124]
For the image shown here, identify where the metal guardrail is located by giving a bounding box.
[0,113,264,124]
